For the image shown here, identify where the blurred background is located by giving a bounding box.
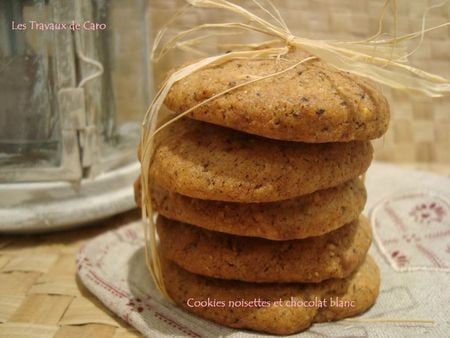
[0,0,152,179]
[151,0,450,169]
[0,0,449,232]
[0,0,152,231]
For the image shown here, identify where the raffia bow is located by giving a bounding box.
[140,0,450,297]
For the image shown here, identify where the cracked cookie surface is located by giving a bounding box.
[135,178,366,240]
[148,118,373,202]
[162,255,380,335]
[165,49,389,142]
[158,215,372,283]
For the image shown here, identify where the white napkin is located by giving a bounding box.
[78,162,450,337]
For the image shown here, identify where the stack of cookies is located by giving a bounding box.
[137,49,389,335]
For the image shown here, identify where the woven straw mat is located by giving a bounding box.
[0,211,141,338]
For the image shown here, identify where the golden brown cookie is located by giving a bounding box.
[157,216,372,283]
[135,178,366,240]
[162,256,380,335]
[165,49,389,143]
[149,118,373,202]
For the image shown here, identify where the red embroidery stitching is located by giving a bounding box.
[409,202,446,224]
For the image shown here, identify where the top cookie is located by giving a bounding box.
[165,49,389,142]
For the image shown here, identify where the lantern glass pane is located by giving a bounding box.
[79,0,150,172]
[0,0,61,170]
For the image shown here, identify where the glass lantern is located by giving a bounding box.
[0,0,152,232]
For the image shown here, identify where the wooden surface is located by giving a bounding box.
[0,210,142,338]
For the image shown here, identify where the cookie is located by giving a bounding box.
[157,215,372,283]
[149,118,373,202]
[162,255,380,335]
[135,178,366,240]
[165,48,389,142]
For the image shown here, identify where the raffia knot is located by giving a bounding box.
[286,34,297,46]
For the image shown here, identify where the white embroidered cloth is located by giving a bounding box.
[77,162,450,337]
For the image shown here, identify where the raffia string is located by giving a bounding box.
[343,318,436,325]
[140,0,450,298]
